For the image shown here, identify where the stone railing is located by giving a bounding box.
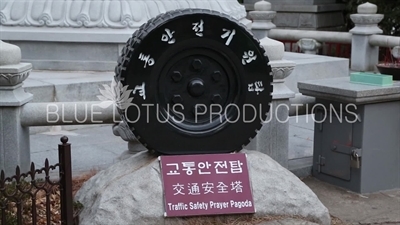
[250,0,400,72]
[0,40,120,176]
[268,29,352,44]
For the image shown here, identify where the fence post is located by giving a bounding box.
[58,136,74,225]
[349,2,384,72]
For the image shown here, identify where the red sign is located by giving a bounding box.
[159,153,255,217]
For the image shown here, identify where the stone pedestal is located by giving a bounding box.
[245,0,345,30]
[0,41,33,176]
[298,77,400,193]
[246,35,296,168]
[247,59,296,168]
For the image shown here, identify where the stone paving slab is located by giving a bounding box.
[30,125,126,175]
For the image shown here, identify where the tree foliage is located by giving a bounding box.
[342,0,400,36]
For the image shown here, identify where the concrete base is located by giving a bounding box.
[288,115,314,177]
[311,101,400,193]
[248,99,293,168]
[299,77,400,193]
[283,52,349,93]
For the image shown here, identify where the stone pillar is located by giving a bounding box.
[350,2,384,72]
[246,36,296,168]
[297,38,321,54]
[249,0,276,40]
[0,41,33,176]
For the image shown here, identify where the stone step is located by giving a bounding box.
[23,70,114,133]
[23,70,114,103]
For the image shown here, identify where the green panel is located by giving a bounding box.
[350,72,393,86]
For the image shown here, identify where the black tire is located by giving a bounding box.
[115,9,273,155]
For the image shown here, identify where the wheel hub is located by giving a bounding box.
[188,79,205,97]
[158,51,236,131]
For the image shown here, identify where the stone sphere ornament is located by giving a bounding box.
[115,9,273,154]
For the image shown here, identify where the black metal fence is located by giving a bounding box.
[0,136,74,225]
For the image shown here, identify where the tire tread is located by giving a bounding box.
[115,9,273,152]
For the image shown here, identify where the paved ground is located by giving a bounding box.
[30,125,125,175]
[25,71,399,224]
[29,118,399,225]
[304,177,400,225]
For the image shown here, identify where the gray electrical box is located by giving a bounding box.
[299,77,400,193]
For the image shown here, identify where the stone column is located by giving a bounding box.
[249,0,277,40]
[350,2,384,72]
[246,36,296,168]
[0,41,33,176]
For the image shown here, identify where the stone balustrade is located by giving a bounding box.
[20,102,119,127]
[0,42,119,176]
[268,29,352,44]
[251,1,400,72]
[369,35,400,48]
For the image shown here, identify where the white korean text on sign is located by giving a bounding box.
[159,153,255,217]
